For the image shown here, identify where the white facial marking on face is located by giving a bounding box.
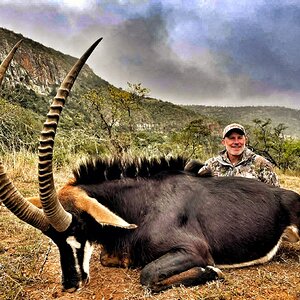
[66,236,81,275]
[83,241,94,277]
[66,236,82,249]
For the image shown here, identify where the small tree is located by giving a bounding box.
[280,139,300,171]
[249,118,300,171]
[0,98,41,153]
[83,83,150,156]
[171,118,213,159]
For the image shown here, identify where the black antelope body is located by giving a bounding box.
[0,39,300,293]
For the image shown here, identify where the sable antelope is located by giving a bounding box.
[0,39,299,293]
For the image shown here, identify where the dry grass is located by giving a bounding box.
[279,174,300,194]
[0,156,300,299]
[1,218,300,300]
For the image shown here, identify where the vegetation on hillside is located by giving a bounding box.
[248,119,300,171]
[1,27,299,172]
[0,98,41,152]
[0,84,299,172]
[185,105,300,138]
[0,27,300,300]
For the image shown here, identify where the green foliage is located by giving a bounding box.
[248,118,300,171]
[1,94,299,172]
[53,130,107,167]
[82,82,152,156]
[280,139,300,171]
[141,98,198,132]
[0,98,41,153]
[185,105,300,139]
[0,84,49,115]
[170,118,213,159]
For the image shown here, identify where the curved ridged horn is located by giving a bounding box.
[38,38,103,232]
[0,39,50,231]
[0,163,50,231]
[0,39,23,85]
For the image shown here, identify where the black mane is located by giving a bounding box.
[72,156,189,185]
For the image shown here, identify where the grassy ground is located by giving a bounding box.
[0,155,300,299]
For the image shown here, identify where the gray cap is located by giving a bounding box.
[222,123,246,138]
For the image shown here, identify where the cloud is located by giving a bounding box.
[210,2,300,91]
[81,2,299,107]
[0,0,299,108]
[81,7,230,101]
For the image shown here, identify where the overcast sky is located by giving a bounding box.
[0,0,300,109]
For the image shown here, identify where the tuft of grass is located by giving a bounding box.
[0,207,52,300]
[0,149,83,196]
[279,174,300,194]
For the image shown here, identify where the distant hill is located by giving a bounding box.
[183,105,300,138]
[0,27,109,117]
[0,27,203,132]
[0,27,107,95]
[1,27,299,138]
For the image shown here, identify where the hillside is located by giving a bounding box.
[0,27,107,95]
[0,27,200,131]
[0,27,109,117]
[184,105,300,138]
[0,27,299,138]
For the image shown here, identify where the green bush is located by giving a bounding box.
[0,98,41,153]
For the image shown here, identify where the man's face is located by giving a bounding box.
[222,131,246,157]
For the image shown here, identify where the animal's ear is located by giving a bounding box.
[86,198,138,229]
[60,186,137,229]
[184,159,203,174]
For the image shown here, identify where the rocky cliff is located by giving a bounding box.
[0,27,106,97]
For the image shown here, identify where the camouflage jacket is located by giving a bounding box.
[198,148,280,186]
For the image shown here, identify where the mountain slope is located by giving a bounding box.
[0,27,107,95]
[0,27,201,131]
[1,27,299,138]
[183,105,300,138]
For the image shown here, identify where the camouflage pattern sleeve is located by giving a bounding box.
[255,156,280,187]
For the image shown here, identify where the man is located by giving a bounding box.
[197,123,279,186]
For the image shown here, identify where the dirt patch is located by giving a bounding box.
[4,232,300,300]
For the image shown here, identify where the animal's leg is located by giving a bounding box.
[140,251,223,292]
